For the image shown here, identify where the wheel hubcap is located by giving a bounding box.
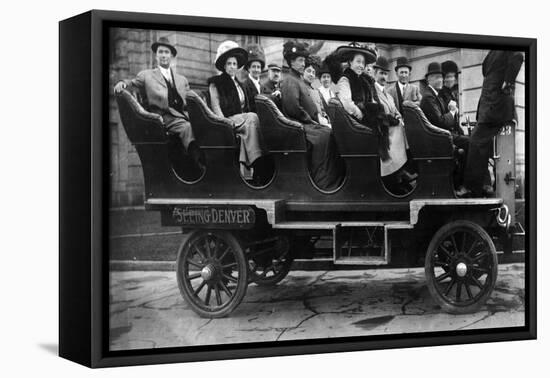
[201,264,215,281]
[456,262,468,278]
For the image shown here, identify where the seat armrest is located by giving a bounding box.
[255,94,307,152]
[403,102,451,137]
[186,90,235,129]
[327,98,378,155]
[116,89,164,125]
[186,90,237,148]
[116,89,166,144]
[255,95,304,131]
[402,102,453,158]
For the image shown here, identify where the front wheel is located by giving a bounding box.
[176,230,248,318]
[425,220,498,314]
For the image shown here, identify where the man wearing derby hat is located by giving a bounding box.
[280,40,344,191]
[387,56,422,115]
[242,44,266,112]
[421,61,469,188]
[420,61,460,132]
[114,37,197,163]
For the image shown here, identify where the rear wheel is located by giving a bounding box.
[176,230,248,318]
[248,236,293,286]
[425,220,498,314]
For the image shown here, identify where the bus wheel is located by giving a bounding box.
[176,230,248,318]
[249,235,293,286]
[425,220,498,314]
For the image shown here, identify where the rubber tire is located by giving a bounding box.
[252,256,293,287]
[176,230,248,318]
[425,220,498,314]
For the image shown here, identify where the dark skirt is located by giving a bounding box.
[304,123,345,191]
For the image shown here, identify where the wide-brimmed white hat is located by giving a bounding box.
[214,40,248,71]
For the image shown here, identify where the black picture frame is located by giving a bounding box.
[59,9,537,368]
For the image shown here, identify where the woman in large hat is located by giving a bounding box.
[334,42,380,126]
[208,40,270,184]
[279,40,345,191]
[335,43,416,195]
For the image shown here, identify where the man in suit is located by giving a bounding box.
[420,61,469,187]
[280,40,344,191]
[242,44,265,112]
[261,63,282,97]
[113,37,196,157]
[372,56,417,194]
[457,50,524,197]
[387,56,422,115]
[420,62,461,133]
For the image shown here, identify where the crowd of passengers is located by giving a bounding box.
[114,37,523,198]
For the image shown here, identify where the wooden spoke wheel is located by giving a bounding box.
[425,220,498,314]
[248,236,293,286]
[176,230,248,318]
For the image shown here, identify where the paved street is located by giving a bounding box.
[110,263,524,351]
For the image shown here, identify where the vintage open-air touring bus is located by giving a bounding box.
[116,86,523,318]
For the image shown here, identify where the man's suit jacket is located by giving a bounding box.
[261,79,279,95]
[387,82,422,114]
[374,84,408,176]
[376,85,402,120]
[420,86,456,132]
[123,67,190,119]
[242,76,260,112]
[476,50,524,125]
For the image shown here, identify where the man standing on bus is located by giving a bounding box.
[456,50,524,198]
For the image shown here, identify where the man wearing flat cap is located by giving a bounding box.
[113,37,197,163]
[280,40,344,191]
[387,56,422,115]
[242,44,266,112]
[261,63,282,97]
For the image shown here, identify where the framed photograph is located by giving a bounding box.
[59,9,536,368]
